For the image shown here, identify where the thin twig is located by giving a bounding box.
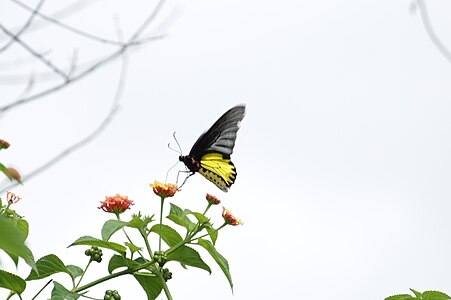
[0,44,129,194]
[0,0,45,54]
[0,23,69,81]
[0,0,167,113]
[9,0,159,47]
[1,0,101,40]
[416,0,451,63]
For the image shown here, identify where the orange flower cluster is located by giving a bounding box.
[99,194,134,214]
[222,207,243,226]
[206,193,221,205]
[150,181,178,198]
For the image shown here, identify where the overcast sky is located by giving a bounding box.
[1,0,451,299]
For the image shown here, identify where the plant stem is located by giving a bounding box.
[159,196,165,252]
[72,260,156,293]
[75,260,91,288]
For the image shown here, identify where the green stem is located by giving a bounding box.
[117,214,145,259]
[156,269,173,300]
[75,260,91,288]
[142,232,173,300]
[188,222,227,243]
[203,203,212,215]
[73,260,156,293]
[159,196,165,252]
[1,201,11,216]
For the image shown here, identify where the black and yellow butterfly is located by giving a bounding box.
[179,105,246,192]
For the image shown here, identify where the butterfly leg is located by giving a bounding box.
[177,170,194,189]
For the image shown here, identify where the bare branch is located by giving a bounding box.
[0,23,69,81]
[416,0,451,63]
[0,0,167,113]
[1,0,101,40]
[0,0,45,54]
[10,0,141,47]
[0,47,129,194]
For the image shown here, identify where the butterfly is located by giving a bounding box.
[179,104,246,192]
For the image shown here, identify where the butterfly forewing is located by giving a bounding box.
[189,105,245,159]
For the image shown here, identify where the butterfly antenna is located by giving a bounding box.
[167,132,183,155]
[165,160,180,183]
[173,131,183,154]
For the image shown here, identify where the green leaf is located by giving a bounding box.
[125,242,142,254]
[26,254,70,281]
[65,265,83,280]
[15,218,29,241]
[422,291,451,300]
[206,225,218,245]
[186,210,209,223]
[5,251,19,268]
[50,281,80,300]
[108,254,141,274]
[167,203,196,231]
[150,224,183,247]
[127,213,154,229]
[384,295,414,300]
[197,238,233,291]
[69,236,126,256]
[0,163,12,181]
[101,220,129,241]
[0,215,35,269]
[0,270,26,294]
[167,245,211,273]
[134,273,163,300]
[410,289,422,298]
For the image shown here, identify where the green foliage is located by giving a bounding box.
[150,224,183,247]
[197,238,233,291]
[102,220,129,241]
[0,181,240,299]
[385,289,451,300]
[0,269,26,295]
[69,236,127,256]
[167,245,211,273]
[0,215,35,269]
[51,281,80,300]
[167,203,196,231]
[134,273,163,300]
[26,254,72,281]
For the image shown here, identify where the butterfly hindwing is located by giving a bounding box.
[198,153,237,192]
[179,105,245,192]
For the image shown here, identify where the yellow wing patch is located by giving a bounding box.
[199,153,237,192]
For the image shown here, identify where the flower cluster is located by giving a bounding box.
[206,193,221,205]
[150,181,178,198]
[99,194,134,214]
[222,207,243,226]
[7,191,21,204]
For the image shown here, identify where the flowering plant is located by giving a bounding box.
[0,140,242,300]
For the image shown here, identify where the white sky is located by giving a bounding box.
[1,0,451,299]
